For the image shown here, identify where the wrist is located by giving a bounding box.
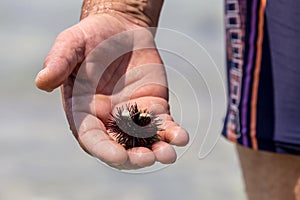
[80,0,164,27]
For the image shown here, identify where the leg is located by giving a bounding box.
[237,145,300,200]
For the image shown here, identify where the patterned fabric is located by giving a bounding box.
[222,0,300,155]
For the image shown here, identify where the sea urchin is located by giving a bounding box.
[106,103,162,149]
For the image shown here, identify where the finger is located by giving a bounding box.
[127,147,156,167]
[35,25,86,92]
[158,114,189,146]
[75,111,128,165]
[152,141,177,164]
[107,147,156,170]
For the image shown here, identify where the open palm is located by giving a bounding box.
[36,14,189,170]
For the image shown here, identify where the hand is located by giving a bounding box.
[35,6,189,170]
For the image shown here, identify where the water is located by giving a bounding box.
[0,0,246,199]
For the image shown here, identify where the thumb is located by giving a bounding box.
[35,25,86,92]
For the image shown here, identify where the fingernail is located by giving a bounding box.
[37,68,47,78]
[35,69,54,92]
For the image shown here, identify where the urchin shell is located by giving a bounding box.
[106,103,162,149]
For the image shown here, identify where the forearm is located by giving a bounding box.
[80,0,164,27]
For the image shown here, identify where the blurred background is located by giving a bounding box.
[0,0,247,199]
